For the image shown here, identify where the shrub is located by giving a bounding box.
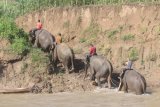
[11,37,29,55]
[0,17,30,55]
[128,48,139,61]
[30,48,49,64]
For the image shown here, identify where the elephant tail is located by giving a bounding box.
[107,60,117,87]
[140,76,146,94]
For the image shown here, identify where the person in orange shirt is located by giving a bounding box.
[56,33,62,44]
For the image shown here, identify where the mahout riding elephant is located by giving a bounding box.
[84,55,114,89]
[118,69,146,95]
[29,28,55,52]
[52,43,74,74]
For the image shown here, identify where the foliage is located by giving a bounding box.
[128,47,139,61]
[0,0,159,57]
[121,34,135,41]
[30,48,49,64]
[0,16,29,55]
[79,38,87,43]
[10,37,29,55]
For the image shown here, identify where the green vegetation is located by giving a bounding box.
[63,21,70,28]
[121,34,135,41]
[147,53,157,61]
[140,26,147,34]
[0,0,159,59]
[31,48,49,63]
[128,47,139,61]
[0,16,29,55]
[79,38,87,43]
[107,30,119,39]
[83,21,99,38]
[141,60,145,65]
[76,16,82,26]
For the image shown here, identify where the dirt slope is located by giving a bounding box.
[1,4,160,92]
[15,4,160,87]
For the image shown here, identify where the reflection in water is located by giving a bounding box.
[0,88,160,107]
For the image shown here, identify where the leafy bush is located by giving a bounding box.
[11,37,29,55]
[0,16,29,55]
[128,48,139,61]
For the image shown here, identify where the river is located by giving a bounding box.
[0,88,159,107]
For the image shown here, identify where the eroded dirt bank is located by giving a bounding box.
[1,4,160,93]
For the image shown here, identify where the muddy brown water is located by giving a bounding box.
[0,88,159,107]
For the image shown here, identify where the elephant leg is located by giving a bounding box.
[90,67,96,81]
[135,87,143,95]
[63,61,70,74]
[107,74,111,89]
[33,37,38,48]
[123,81,128,93]
[136,91,143,95]
[96,76,102,88]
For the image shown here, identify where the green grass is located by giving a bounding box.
[30,48,49,63]
[121,34,135,41]
[79,38,87,43]
[83,20,99,41]
[107,30,119,39]
[63,21,70,28]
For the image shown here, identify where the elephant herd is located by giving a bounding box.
[29,28,147,95]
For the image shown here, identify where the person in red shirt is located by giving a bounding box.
[33,19,43,35]
[86,44,97,63]
[36,19,42,30]
[89,44,97,56]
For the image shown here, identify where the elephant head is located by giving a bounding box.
[29,29,36,44]
[51,43,58,67]
[83,54,90,80]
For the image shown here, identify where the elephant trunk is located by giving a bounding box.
[117,77,122,91]
[84,63,89,80]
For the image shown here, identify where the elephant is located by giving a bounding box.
[52,43,74,74]
[118,69,146,95]
[84,55,114,89]
[29,28,55,52]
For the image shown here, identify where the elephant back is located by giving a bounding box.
[56,43,73,56]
